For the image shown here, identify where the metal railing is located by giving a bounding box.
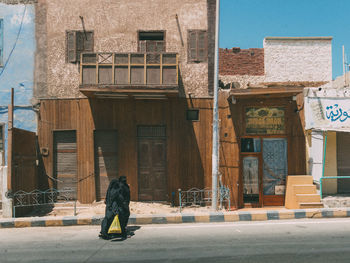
[178,186,231,212]
[8,188,77,218]
[320,176,350,199]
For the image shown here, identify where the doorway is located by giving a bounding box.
[137,126,167,201]
[241,137,287,207]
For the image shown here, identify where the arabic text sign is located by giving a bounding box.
[245,107,285,134]
[305,98,350,129]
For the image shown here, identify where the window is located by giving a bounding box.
[0,19,3,66]
[186,109,199,121]
[138,31,165,52]
[66,30,94,63]
[187,30,207,63]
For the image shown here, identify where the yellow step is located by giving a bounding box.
[287,175,313,185]
[293,184,317,194]
[299,202,324,209]
[296,194,321,203]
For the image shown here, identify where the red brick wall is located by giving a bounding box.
[219,47,264,76]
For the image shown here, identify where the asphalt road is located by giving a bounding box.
[1,218,350,263]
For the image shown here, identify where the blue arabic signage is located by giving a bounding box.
[305,97,350,130]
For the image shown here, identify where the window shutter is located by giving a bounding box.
[67,31,77,63]
[197,31,207,62]
[84,32,94,51]
[188,30,198,62]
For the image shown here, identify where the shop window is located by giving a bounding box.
[187,30,207,63]
[186,109,199,121]
[138,31,165,52]
[66,30,94,63]
[0,19,3,66]
[241,138,261,152]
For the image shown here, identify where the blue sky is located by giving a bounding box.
[219,0,350,80]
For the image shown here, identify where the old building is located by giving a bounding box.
[34,0,217,204]
[305,72,350,196]
[219,37,332,208]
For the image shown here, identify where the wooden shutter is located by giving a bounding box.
[197,31,207,62]
[188,30,197,62]
[66,31,77,63]
[54,131,77,198]
[84,31,94,51]
[188,30,207,63]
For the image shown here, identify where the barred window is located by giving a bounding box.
[138,31,165,53]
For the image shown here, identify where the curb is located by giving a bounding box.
[1,208,350,229]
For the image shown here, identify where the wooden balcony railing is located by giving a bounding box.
[80,52,178,86]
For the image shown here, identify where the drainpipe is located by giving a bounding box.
[212,0,220,210]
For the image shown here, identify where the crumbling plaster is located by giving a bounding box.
[35,0,210,99]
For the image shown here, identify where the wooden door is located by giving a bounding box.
[53,130,77,198]
[337,132,350,193]
[94,130,118,200]
[137,126,167,201]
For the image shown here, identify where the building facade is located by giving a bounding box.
[34,0,217,204]
[219,37,332,208]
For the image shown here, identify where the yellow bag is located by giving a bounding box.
[108,215,122,234]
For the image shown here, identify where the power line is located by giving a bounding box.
[0,5,27,78]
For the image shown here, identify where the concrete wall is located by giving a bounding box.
[264,37,332,82]
[35,0,211,99]
[0,3,37,162]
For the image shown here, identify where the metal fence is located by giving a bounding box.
[7,188,77,217]
[178,186,231,212]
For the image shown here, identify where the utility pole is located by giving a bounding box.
[212,0,220,211]
[343,45,346,86]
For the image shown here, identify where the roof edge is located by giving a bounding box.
[264,37,333,41]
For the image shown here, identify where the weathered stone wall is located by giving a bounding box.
[219,75,265,89]
[264,37,332,82]
[35,0,211,98]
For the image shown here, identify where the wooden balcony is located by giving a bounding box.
[79,52,179,98]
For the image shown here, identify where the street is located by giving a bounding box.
[1,218,350,263]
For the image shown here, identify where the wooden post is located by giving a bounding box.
[7,88,14,192]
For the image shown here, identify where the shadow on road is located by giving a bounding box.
[109,225,141,242]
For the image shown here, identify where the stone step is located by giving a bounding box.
[293,184,317,194]
[299,202,324,209]
[287,175,313,185]
[296,194,321,203]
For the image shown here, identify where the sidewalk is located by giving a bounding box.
[1,205,350,229]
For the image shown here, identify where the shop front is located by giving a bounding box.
[229,87,306,207]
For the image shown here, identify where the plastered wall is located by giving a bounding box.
[264,38,332,82]
[35,0,212,99]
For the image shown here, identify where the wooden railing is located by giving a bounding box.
[80,52,178,86]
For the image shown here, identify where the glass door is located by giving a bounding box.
[262,138,287,205]
[242,156,260,204]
